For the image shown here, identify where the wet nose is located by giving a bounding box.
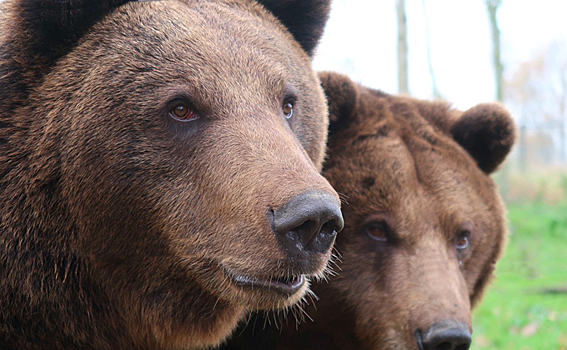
[418,321,471,350]
[269,191,344,256]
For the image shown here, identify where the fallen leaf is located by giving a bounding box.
[474,335,489,347]
[520,323,538,337]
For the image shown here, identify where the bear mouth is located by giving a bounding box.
[225,271,306,297]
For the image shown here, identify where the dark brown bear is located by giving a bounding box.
[222,72,516,350]
[0,1,345,349]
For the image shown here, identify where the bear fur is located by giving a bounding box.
[222,71,516,350]
[0,1,342,349]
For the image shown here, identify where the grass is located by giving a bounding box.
[471,198,567,350]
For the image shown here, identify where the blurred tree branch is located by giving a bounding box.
[397,0,409,94]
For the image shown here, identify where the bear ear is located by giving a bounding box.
[1,0,130,89]
[450,103,516,174]
[318,71,359,135]
[257,0,331,56]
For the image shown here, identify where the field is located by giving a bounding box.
[471,196,567,349]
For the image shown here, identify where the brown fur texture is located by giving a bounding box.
[0,1,340,349]
[222,72,516,350]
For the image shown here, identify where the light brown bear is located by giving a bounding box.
[222,71,516,350]
[0,1,344,349]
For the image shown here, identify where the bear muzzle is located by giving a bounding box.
[220,191,343,299]
[269,191,344,258]
[415,320,472,350]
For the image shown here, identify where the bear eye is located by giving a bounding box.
[366,222,389,242]
[170,103,198,122]
[282,102,294,119]
[456,231,470,251]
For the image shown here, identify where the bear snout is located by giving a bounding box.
[268,191,344,260]
[415,320,472,350]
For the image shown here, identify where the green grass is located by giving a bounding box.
[471,200,567,350]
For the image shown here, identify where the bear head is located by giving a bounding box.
[0,1,343,349]
[312,71,516,350]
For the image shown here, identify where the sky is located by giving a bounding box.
[313,0,567,110]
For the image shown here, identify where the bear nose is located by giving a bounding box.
[418,321,471,350]
[269,191,343,256]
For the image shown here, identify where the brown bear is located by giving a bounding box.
[222,71,516,350]
[0,1,345,349]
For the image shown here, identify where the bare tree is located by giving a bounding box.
[397,0,409,94]
[422,0,442,99]
[486,0,503,102]
[506,42,567,168]
[485,0,510,199]
[559,61,567,162]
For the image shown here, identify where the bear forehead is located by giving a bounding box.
[337,119,480,194]
[336,138,484,213]
[327,99,499,231]
[36,0,319,118]
[102,0,309,69]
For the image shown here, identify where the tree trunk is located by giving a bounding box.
[397,0,409,94]
[486,0,511,201]
[519,125,528,173]
[559,68,567,163]
[486,0,503,102]
[422,0,442,99]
